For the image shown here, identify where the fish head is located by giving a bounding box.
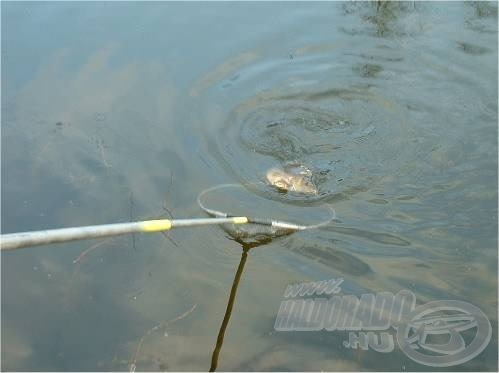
[266,167,318,195]
[266,167,293,191]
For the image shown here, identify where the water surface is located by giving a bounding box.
[1,2,497,371]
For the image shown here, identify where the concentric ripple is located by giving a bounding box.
[210,85,413,203]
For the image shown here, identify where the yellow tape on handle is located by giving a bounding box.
[141,219,172,232]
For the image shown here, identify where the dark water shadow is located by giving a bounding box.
[323,225,411,247]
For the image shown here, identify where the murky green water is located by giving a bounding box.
[1,2,497,371]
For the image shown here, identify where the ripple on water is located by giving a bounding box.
[211,85,413,204]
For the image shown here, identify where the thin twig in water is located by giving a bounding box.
[162,170,175,219]
[160,170,178,247]
[162,205,174,219]
[129,303,197,372]
[73,238,114,264]
[161,231,178,247]
[129,191,137,251]
[96,138,111,168]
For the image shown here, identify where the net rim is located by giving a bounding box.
[197,183,336,231]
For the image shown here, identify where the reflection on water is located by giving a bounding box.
[2,1,497,371]
[209,236,272,372]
